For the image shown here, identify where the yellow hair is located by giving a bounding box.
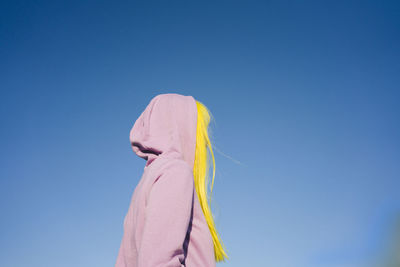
[193,100,229,262]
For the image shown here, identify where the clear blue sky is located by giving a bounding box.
[1,1,399,266]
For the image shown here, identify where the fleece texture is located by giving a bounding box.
[115,93,215,267]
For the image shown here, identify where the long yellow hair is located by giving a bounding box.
[193,100,229,262]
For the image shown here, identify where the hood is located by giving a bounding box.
[129,93,198,169]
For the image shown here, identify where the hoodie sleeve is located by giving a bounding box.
[137,162,194,267]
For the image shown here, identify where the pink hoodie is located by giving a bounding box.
[115,93,216,267]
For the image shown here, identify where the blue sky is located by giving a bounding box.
[1,1,399,266]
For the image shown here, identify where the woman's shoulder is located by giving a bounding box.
[146,155,193,179]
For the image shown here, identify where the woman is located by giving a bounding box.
[115,93,228,267]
